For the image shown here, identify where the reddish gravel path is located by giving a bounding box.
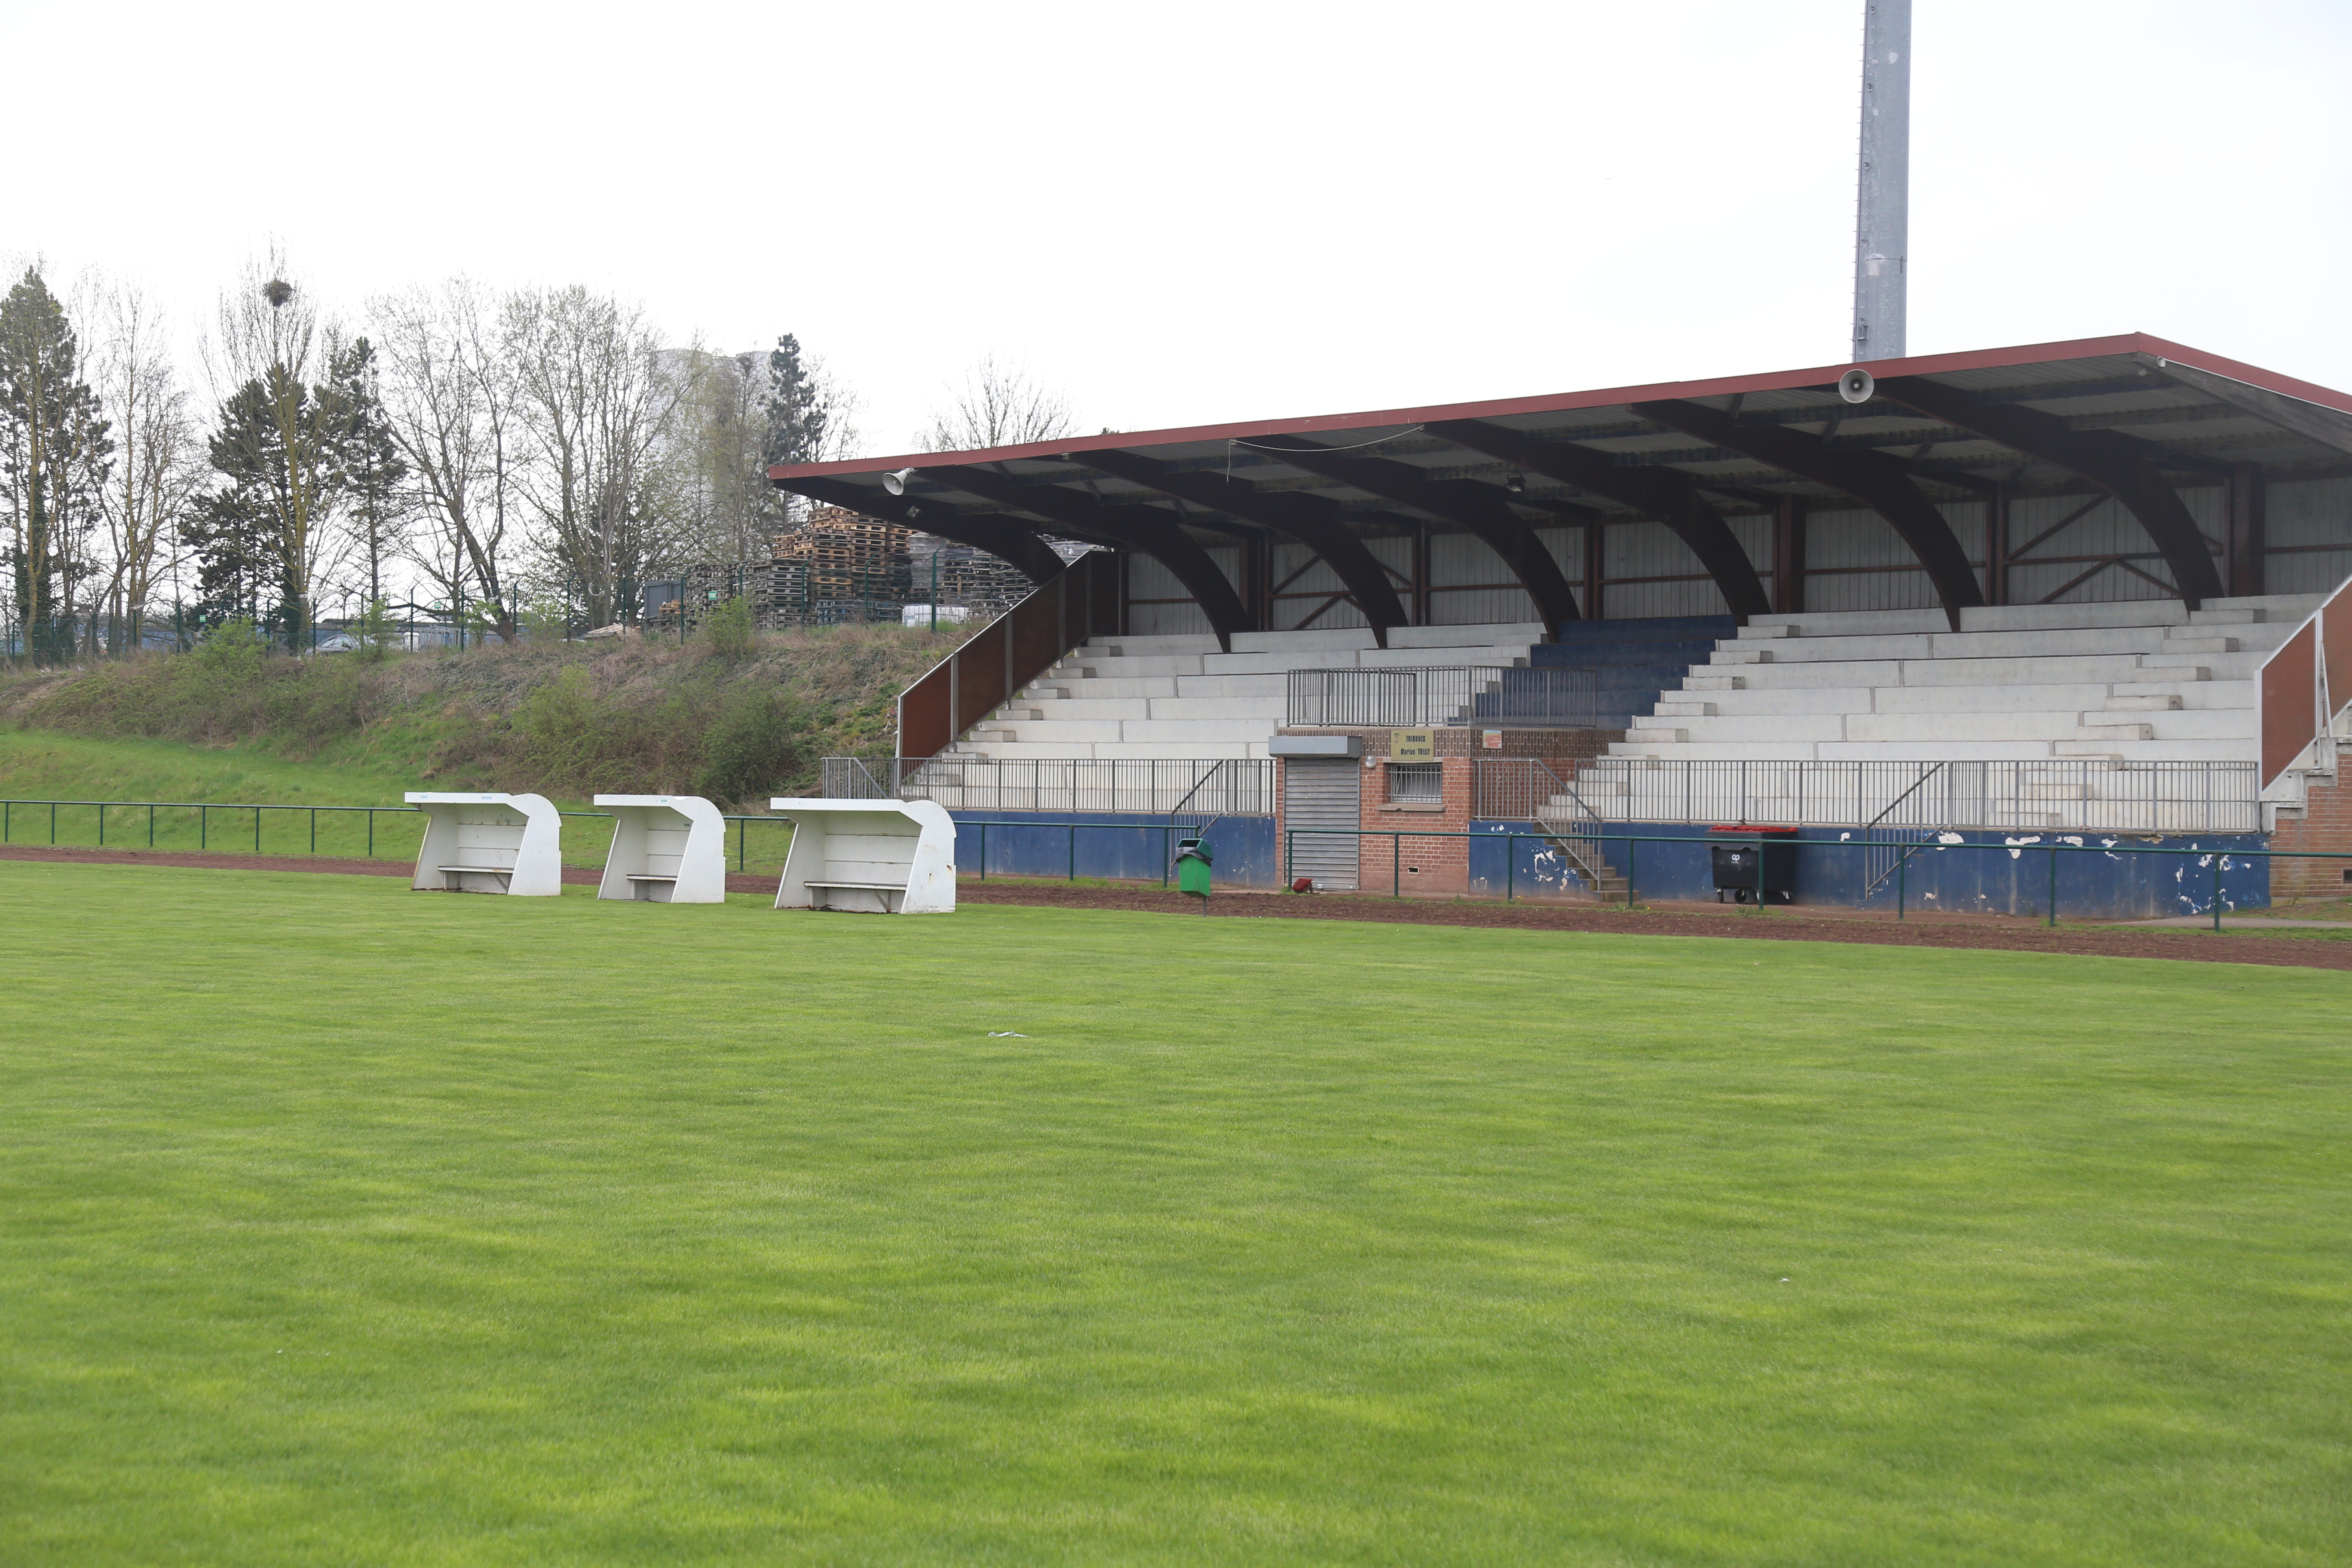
[6,844,2347,970]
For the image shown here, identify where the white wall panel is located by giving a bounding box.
[2270,548,2352,595]
[1268,540,1364,630]
[1124,552,1211,634]
[2006,492,2212,604]
[1426,531,1535,625]
[2266,477,2352,550]
[1801,502,1988,612]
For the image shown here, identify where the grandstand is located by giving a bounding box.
[776,335,2352,912]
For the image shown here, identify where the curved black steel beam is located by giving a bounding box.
[1072,450,1407,646]
[769,475,1066,584]
[1629,400,1984,626]
[1424,418,1771,621]
[924,465,1249,649]
[1874,375,2224,606]
[1237,437,1581,635]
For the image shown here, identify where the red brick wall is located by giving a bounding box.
[2270,769,2352,900]
[1273,726,1626,896]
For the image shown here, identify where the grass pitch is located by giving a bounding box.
[2,862,2347,1565]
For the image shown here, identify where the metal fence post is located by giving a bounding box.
[1626,837,1636,906]
[254,808,262,853]
[50,802,57,845]
[149,803,155,847]
[1069,824,1076,883]
[1506,835,1515,902]
[200,805,206,850]
[310,808,317,854]
[2212,854,2223,933]
[367,810,374,858]
[1897,851,1905,919]
[1393,833,1401,897]
[2047,848,2058,927]
[98,804,105,848]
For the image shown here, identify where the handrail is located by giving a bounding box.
[894,549,1120,762]
[1860,763,1948,897]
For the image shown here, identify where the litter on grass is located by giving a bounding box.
[988,1031,1030,1038]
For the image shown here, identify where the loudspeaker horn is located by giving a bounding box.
[1838,368,1875,405]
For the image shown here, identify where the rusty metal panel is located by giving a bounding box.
[897,661,953,761]
[2263,620,2319,787]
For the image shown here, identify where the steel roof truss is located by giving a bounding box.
[1629,398,1984,626]
[1425,420,1769,620]
[1072,450,1408,645]
[1239,436,1582,634]
[1874,376,2223,606]
[925,465,1251,648]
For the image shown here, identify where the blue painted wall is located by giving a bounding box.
[1466,821,2272,919]
[953,812,1280,888]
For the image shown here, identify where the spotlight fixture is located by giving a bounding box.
[882,467,918,496]
[1505,472,1527,494]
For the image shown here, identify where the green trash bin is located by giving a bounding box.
[1176,836,1213,906]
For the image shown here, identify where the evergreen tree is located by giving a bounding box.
[185,371,314,633]
[0,268,112,663]
[327,336,407,606]
[762,334,830,469]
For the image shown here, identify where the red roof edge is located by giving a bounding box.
[769,333,2352,483]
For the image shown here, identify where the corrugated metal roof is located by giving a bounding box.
[769,334,2352,631]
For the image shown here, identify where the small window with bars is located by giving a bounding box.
[1387,762,1443,804]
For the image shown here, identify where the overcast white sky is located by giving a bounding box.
[6,0,2349,458]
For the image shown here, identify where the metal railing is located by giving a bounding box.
[0,798,799,873]
[1286,666,1603,729]
[824,756,1277,817]
[1473,758,2262,835]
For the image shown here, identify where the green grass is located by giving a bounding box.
[3,862,2348,1565]
[0,729,795,873]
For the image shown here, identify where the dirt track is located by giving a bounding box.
[6,845,2348,971]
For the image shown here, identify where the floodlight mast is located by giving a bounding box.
[1852,0,1911,361]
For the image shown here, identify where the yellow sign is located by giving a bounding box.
[1391,729,1436,760]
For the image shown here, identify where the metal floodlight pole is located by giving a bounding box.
[1852,0,1911,361]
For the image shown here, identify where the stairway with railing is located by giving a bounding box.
[1472,756,1628,904]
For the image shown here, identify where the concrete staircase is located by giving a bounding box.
[941,623,1548,762]
[1608,595,2324,766]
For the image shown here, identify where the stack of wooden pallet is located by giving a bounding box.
[773,507,913,605]
[906,534,1035,614]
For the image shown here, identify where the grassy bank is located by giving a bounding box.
[4,861,2349,1563]
[0,730,800,871]
[0,623,957,806]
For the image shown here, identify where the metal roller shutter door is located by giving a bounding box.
[1283,759,1361,888]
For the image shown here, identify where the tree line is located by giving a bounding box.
[0,256,853,660]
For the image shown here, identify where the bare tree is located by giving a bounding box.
[502,285,688,628]
[203,251,348,650]
[371,279,523,640]
[922,353,1075,452]
[89,285,200,652]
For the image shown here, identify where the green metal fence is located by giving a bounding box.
[0,799,798,876]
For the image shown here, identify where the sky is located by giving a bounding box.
[6,0,2349,459]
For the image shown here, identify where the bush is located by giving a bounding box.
[698,597,756,662]
[693,687,801,805]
